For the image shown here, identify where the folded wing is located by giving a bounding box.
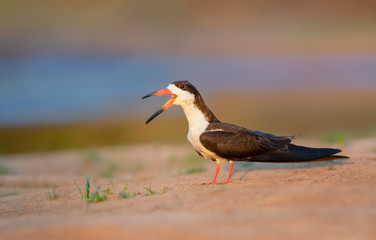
[200,123,293,160]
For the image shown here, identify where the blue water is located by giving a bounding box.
[1,55,376,126]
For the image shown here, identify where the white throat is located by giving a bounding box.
[180,102,209,134]
[180,102,210,157]
[166,83,223,161]
[167,83,210,154]
[167,83,210,133]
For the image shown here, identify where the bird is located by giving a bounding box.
[142,81,346,184]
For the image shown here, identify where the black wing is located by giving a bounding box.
[199,123,293,160]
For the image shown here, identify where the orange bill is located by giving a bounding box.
[142,88,177,124]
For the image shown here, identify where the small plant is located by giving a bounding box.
[119,183,135,198]
[144,178,155,195]
[144,179,168,196]
[144,187,155,195]
[91,187,110,202]
[74,176,110,203]
[161,186,168,194]
[47,188,60,200]
[74,178,84,199]
[85,176,91,201]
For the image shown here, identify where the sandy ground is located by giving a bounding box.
[0,138,375,240]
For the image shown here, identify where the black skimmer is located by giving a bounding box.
[142,81,345,184]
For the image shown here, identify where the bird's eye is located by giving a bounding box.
[179,84,184,89]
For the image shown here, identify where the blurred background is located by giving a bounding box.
[1,0,376,154]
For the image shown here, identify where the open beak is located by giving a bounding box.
[141,88,177,124]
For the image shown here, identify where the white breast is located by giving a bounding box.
[180,103,226,161]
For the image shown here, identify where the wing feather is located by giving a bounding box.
[200,123,290,160]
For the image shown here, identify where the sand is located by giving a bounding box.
[0,138,375,240]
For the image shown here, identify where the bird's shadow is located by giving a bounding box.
[232,158,352,182]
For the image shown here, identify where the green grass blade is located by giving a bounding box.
[85,176,91,200]
[161,186,168,194]
[73,179,84,199]
[144,187,155,195]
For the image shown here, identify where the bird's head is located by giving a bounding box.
[142,81,199,124]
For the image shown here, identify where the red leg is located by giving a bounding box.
[223,161,233,184]
[204,162,220,185]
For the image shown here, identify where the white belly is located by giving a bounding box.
[187,130,228,162]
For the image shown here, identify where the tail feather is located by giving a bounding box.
[249,144,347,163]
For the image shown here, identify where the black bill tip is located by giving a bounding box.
[145,107,164,124]
[141,91,157,99]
